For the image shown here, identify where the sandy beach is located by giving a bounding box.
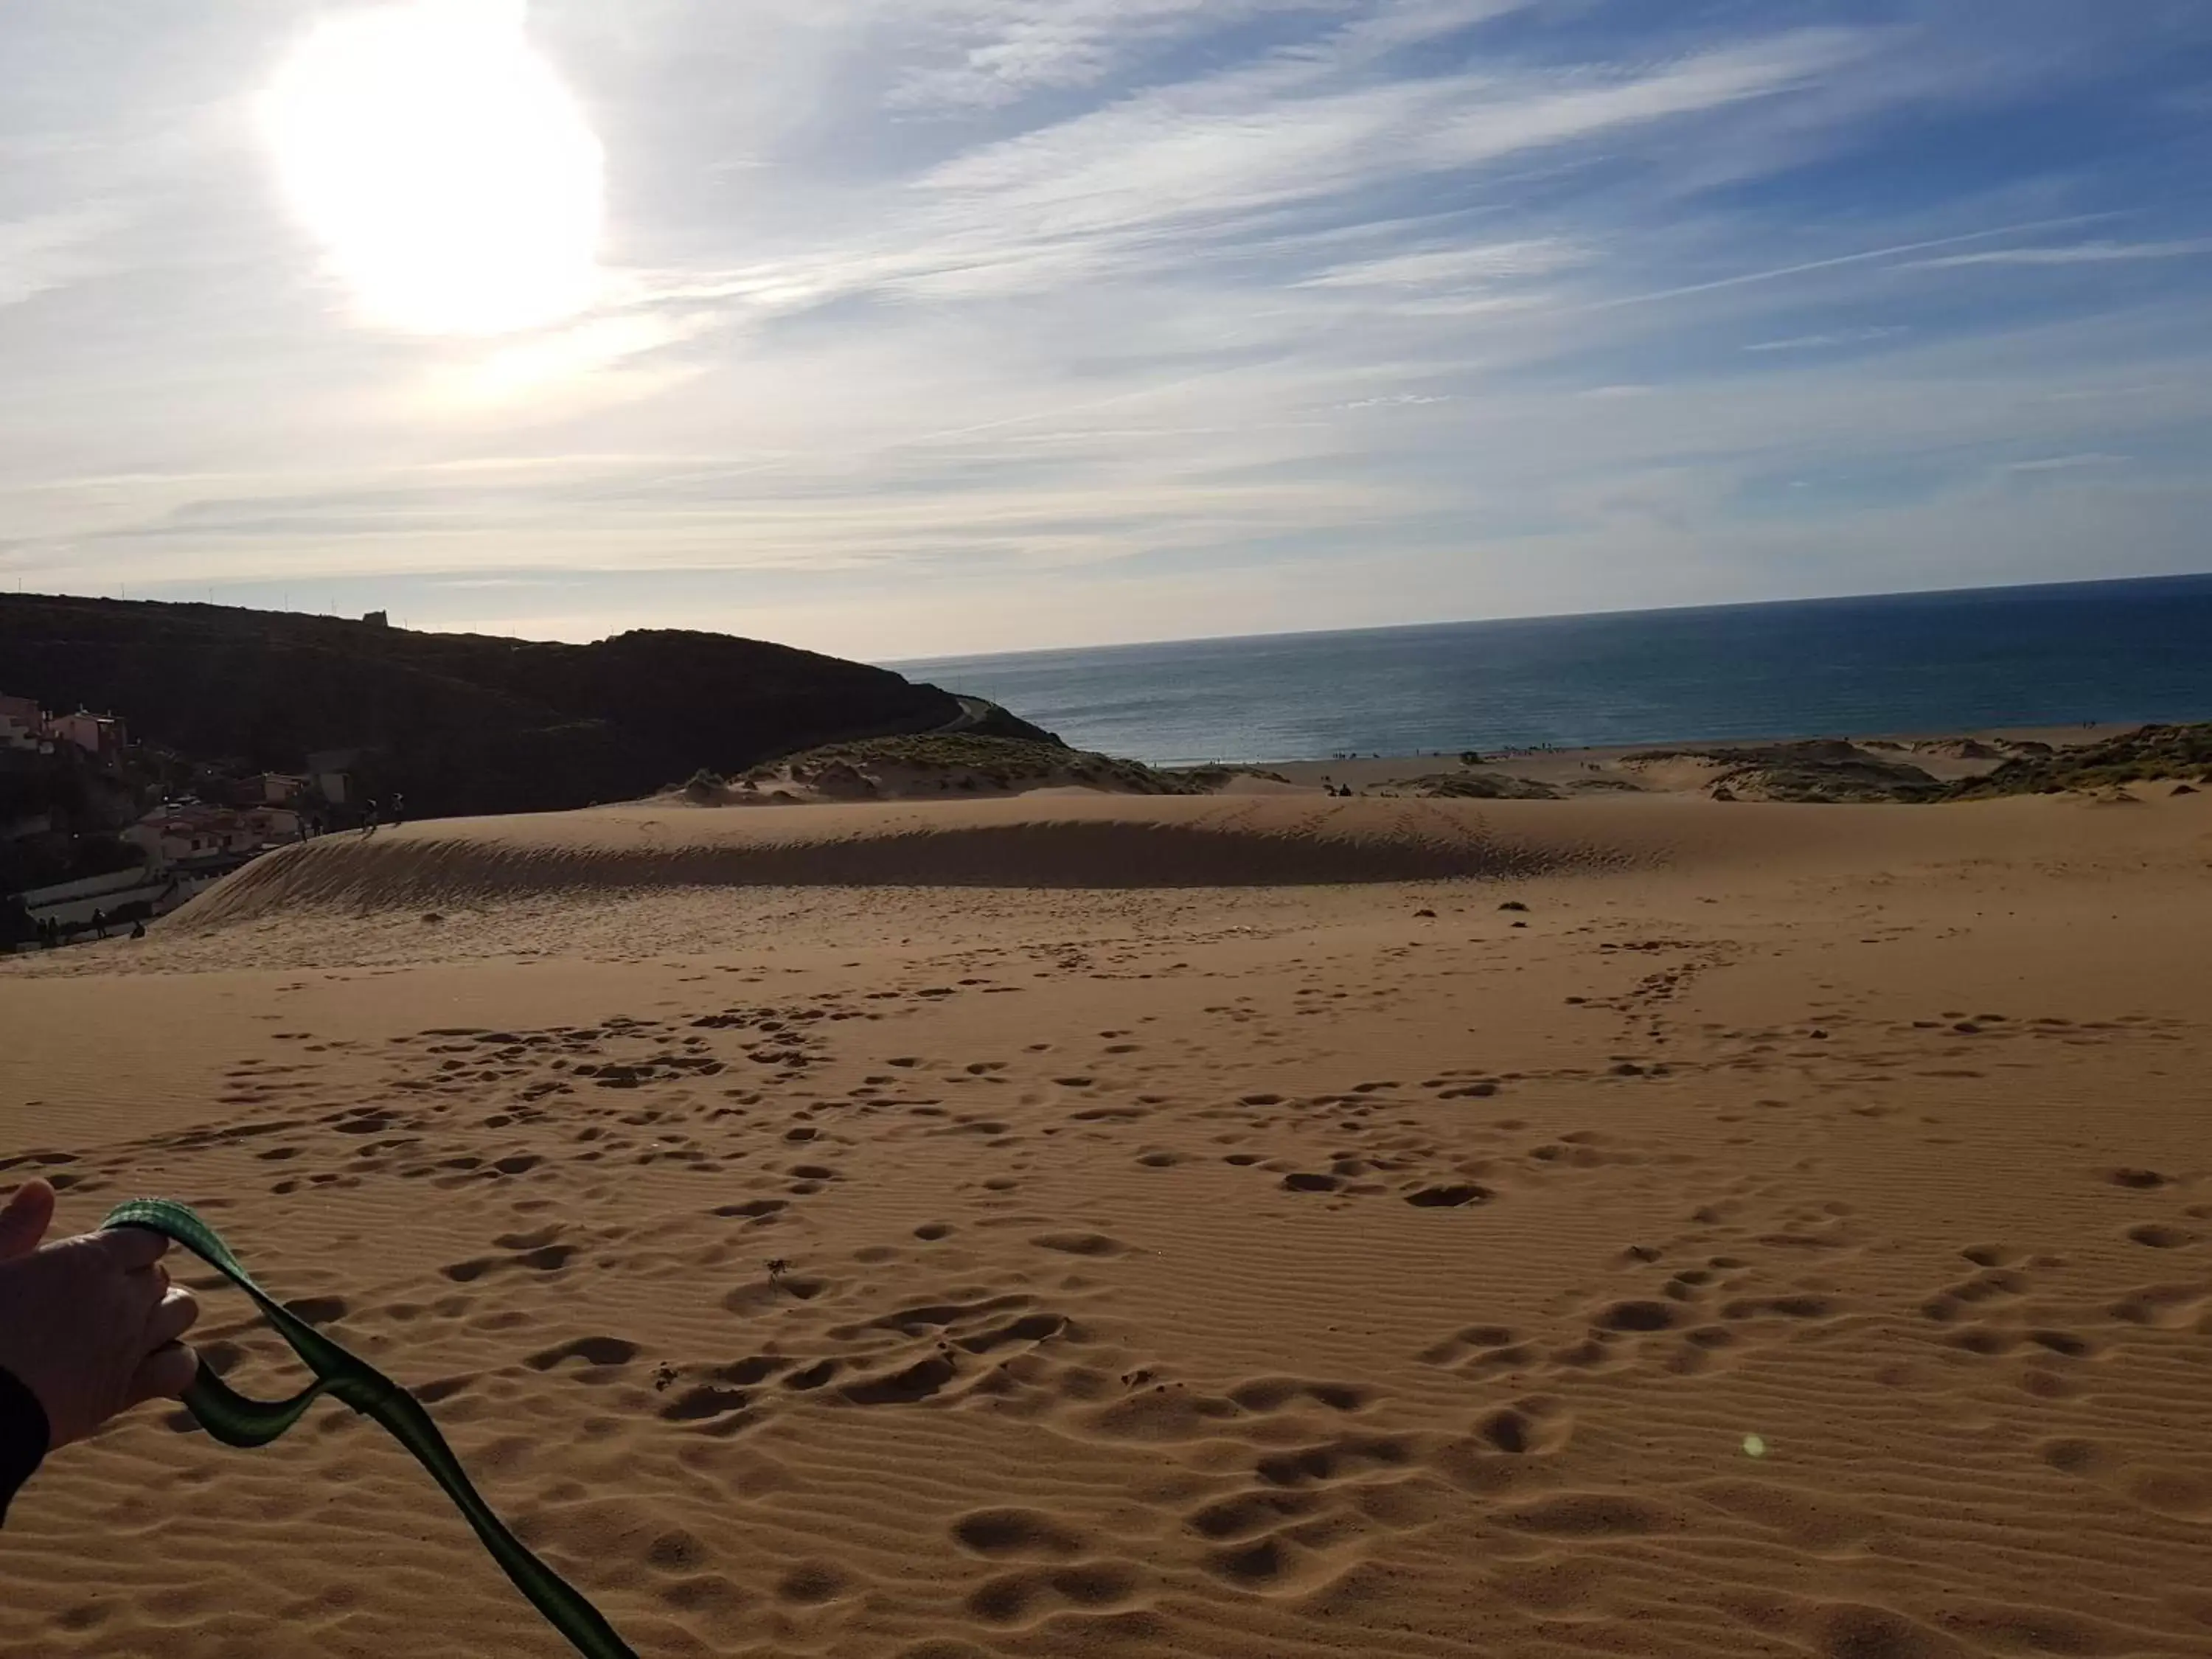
[4,777,2212,1658]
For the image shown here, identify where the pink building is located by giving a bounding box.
[49,710,128,758]
[122,801,296,866]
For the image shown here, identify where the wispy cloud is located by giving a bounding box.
[1342,391,1455,409]
[1743,326,1907,352]
[914,30,1854,239]
[1302,239,1585,289]
[1911,238,2212,270]
[0,208,114,310]
[885,0,1334,112]
[2006,452,2129,473]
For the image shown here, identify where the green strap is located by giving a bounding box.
[102,1198,637,1659]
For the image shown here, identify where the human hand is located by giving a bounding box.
[0,1180,200,1449]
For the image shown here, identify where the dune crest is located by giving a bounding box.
[170,797,1645,928]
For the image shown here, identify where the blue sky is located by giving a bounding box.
[3,1,2210,658]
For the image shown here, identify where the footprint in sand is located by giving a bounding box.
[962,1560,1144,1626]
[2039,1438,2212,1523]
[1471,1397,1573,1457]
[2125,1222,2197,1249]
[441,1242,578,1281]
[1404,1182,1490,1208]
[950,1509,1088,1559]
[1418,1325,1537,1374]
[2105,1282,2208,1329]
[527,1335,641,1373]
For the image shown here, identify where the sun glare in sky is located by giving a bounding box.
[261,0,602,336]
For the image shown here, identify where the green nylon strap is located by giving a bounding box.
[101,1198,638,1659]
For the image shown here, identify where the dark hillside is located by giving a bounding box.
[0,594,1049,818]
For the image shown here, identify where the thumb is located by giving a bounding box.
[0,1178,55,1261]
[127,1342,201,1410]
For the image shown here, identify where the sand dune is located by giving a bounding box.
[170,789,2194,939]
[4,788,2211,1658]
[174,796,1649,928]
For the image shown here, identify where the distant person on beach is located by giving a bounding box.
[89,909,106,940]
[390,793,406,827]
[0,1179,200,1524]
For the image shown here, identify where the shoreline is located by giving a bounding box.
[1201,721,2135,796]
[1210,720,2127,771]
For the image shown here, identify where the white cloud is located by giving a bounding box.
[1912,238,2212,270]
[1417,30,1864,169]
[918,34,1847,232]
[0,209,113,310]
[649,29,1865,324]
[586,27,1850,335]
[2006,452,2128,473]
[886,0,1328,112]
[1342,391,1454,409]
[883,0,1537,113]
[1743,326,1907,352]
[418,312,714,411]
[1302,238,1585,289]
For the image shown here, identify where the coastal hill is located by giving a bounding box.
[0,592,1055,818]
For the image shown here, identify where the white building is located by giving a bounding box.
[16,864,225,933]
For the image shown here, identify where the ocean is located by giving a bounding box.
[897,574,2212,767]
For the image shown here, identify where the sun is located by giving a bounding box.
[262,0,604,336]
